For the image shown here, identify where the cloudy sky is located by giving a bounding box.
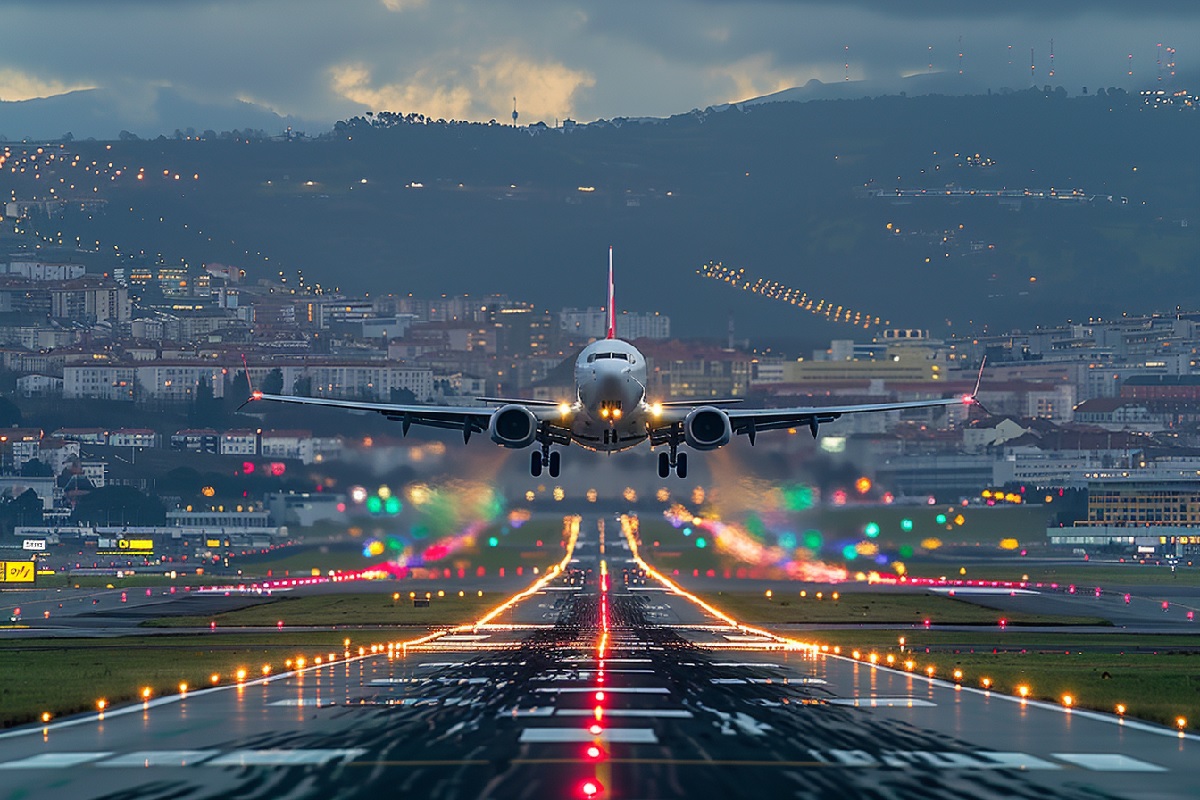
[2,1,1197,127]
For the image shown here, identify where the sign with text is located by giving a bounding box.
[1,561,35,583]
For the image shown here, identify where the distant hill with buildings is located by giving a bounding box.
[2,87,1195,347]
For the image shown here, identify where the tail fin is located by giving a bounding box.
[606,246,616,339]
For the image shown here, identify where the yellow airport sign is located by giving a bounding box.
[1,561,35,583]
[119,539,155,551]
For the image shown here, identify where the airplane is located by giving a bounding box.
[246,248,980,479]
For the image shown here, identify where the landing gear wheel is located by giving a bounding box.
[530,450,543,477]
[548,450,561,478]
[658,451,670,479]
[676,452,688,479]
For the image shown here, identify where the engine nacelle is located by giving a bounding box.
[488,404,538,448]
[684,406,732,451]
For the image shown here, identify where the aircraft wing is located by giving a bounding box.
[649,394,973,444]
[245,393,560,441]
[723,395,973,438]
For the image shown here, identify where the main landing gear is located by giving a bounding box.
[657,449,688,479]
[531,448,560,478]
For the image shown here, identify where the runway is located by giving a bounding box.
[1,514,1196,799]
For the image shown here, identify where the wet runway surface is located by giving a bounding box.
[2,515,1197,799]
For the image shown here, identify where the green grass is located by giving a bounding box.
[903,561,1200,588]
[0,632,414,728]
[690,592,1200,730]
[695,590,1109,626]
[141,591,498,628]
[794,628,1200,652]
[833,648,1200,731]
[233,517,570,578]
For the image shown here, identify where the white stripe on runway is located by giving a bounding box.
[97,751,215,767]
[206,749,366,767]
[556,709,694,719]
[828,697,935,708]
[1053,753,1166,772]
[0,753,112,770]
[534,687,669,694]
[520,728,658,744]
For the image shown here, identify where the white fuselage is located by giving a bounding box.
[571,338,650,452]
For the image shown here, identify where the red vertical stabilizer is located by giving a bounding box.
[606,246,616,339]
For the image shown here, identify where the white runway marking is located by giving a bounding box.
[98,751,215,767]
[504,707,555,717]
[268,698,336,706]
[0,753,112,770]
[722,635,774,642]
[534,687,669,694]
[929,588,1039,595]
[554,708,695,719]
[206,749,366,767]
[438,635,490,642]
[1053,753,1166,772]
[519,728,658,744]
[828,697,936,708]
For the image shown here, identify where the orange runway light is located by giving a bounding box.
[179,682,189,694]
[1018,685,1030,699]
[1062,694,1074,708]
[96,699,107,711]
[210,674,220,685]
[41,712,51,723]
[1116,703,1126,715]
[141,687,152,700]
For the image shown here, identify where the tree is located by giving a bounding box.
[20,459,52,478]
[293,375,312,397]
[0,488,44,534]
[389,387,417,404]
[262,368,284,396]
[0,395,21,427]
[71,486,166,527]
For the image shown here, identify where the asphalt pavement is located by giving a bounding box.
[1,514,1196,799]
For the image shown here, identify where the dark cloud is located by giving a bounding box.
[0,0,1194,126]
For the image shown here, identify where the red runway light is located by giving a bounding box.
[589,723,602,735]
[586,745,603,759]
[582,780,602,797]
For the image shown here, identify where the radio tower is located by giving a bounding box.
[958,35,964,75]
[1048,39,1055,78]
[844,44,850,81]
[1030,48,1036,84]
[1157,43,1163,83]
[511,97,518,127]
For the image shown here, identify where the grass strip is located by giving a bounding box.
[695,590,1109,626]
[140,591,499,628]
[0,631,424,729]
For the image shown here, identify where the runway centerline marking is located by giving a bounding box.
[206,749,366,767]
[97,751,216,767]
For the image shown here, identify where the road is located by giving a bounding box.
[0,513,1195,799]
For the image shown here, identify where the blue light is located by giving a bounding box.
[683,527,692,536]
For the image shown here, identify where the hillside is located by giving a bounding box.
[3,88,1196,348]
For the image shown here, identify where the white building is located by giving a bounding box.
[560,307,670,341]
[16,374,62,397]
[108,429,159,448]
[220,429,259,456]
[260,430,313,462]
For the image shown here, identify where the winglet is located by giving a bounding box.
[606,246,616,340]
[235,354,262,411]
[963,356,991,414]
[972,355,987,398]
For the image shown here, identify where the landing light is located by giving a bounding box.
[558,402,571,416]
[651,402,663,416]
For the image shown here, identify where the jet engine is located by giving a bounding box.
[488,404,538,448]
[683,406,732,451]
